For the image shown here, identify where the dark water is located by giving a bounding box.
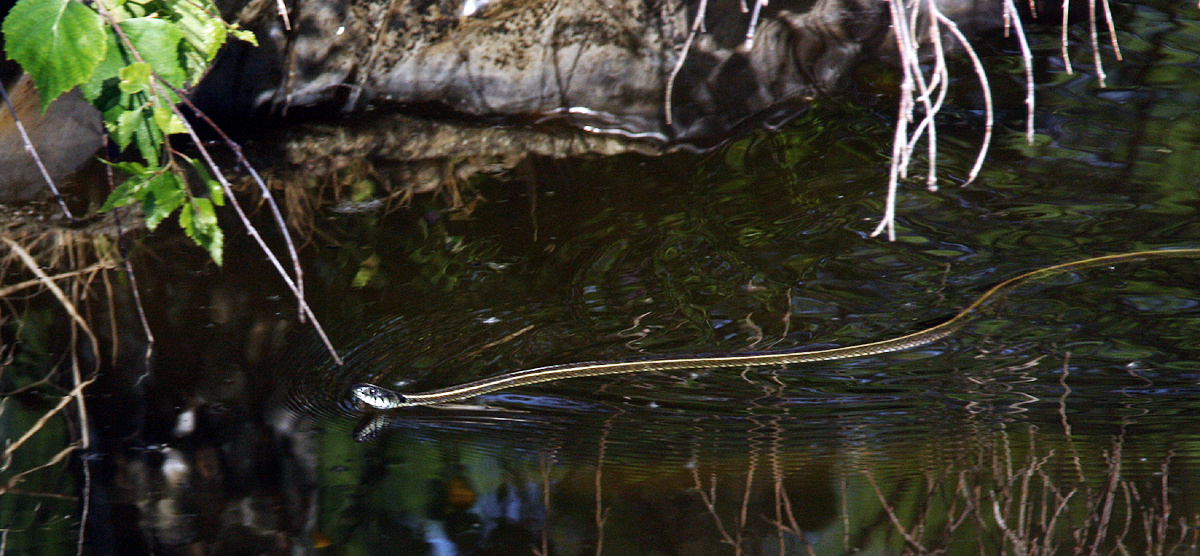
[6,2,1200,555]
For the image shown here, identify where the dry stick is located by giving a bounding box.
[593,415,613,556]
[2,237,99,444]
[922,10,949,191]
[0,80,75,220]
[1090,440,1123,555]
[872,0,921,240]
[76,444,91,556]
[937,12,994,184]
[103,157,156,369]
[178,121,342,363]
[169,94,308,325]
[690,466,742,551]
[2,443,78,492]
[865,471,928,553]
[900,0,950,191]
[664,0,710,126]
[0,378,95,467]
[742,0,768,49]
[276,0,291,30]
[0,261,116,298]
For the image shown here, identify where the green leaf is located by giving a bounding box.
[184,155,224,206]
[118,62,152,94]
[180,198,224,265]
[131,106,164,165]
[2,0,107,108]
[152,105,188,135]
[120,17,187,88]
[141,171,185,230]
[80,32,130,106]
[229,28,257,46]
[100,171,150,211]
[112,108,143,150]
[173,0,225,80]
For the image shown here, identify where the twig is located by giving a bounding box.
[89,3,342,364]
[108,191,155,369]
[0,261,116,298]
[664,0,710,126]
[1061,0,1074,74]
[1,238,101,366]
[1100,0,1121,61]
[77,451,91,556]
[0,79,75,220]
[2,443,78,492]
[168,92,312,329]
[0,377,94,468]
[276,0,291,30]
[936,12,994,184]
[1003,0,1036,142]
[742,0,768,49]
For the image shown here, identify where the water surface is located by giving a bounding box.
[5,2,1200,554]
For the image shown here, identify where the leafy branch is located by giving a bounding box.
[2,0,343,363]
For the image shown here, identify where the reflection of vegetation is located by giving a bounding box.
[0,231,118,554]
[323,195,502,293]
[339,367,1200,555]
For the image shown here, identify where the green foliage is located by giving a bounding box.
[2,0,256,264]
[2,0,106,108]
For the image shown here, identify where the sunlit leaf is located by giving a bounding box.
[113,108,142,149]
[2,0,107,108]
[180,198,224,265]
[118,62,152,94]
[229,28,257,46]
[120,17,187,88]
[152,105,188,135]
[80,32,130,107]
[173,0,225,79]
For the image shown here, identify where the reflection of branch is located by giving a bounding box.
[1089,439,1123,555]
[535,453,552,556]
[864,470,928,553]
[689,466,742,553]
[0,377,95,469]
[594,413,614,556]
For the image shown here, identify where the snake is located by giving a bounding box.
[352,248,1200,410]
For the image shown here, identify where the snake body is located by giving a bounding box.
[352,248,1200,409]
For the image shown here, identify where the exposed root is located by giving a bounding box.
[871,0,1118,240]
[664,0,710,126]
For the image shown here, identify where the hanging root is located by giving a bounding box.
[874,0,1116,240]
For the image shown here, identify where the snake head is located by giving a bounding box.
[352,383,407,410]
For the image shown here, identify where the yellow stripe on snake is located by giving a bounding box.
[352,248,1200,409]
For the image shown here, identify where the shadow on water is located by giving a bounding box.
[8,1,1200,553]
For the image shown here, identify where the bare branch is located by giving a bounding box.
[0,79,75,220]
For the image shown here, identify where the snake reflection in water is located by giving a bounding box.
[351,248,1200,410]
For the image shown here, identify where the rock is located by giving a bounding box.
[202,0,1016,146]
[0,75,105,203]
